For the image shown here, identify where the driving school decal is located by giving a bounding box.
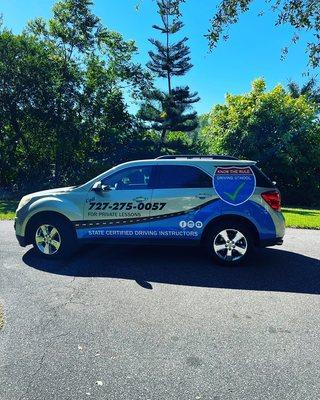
[213,166,256,206]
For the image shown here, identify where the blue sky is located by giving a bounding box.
[1,0,316,114]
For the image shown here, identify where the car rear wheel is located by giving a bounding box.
[31,215,77,259]
[206,222,253,266]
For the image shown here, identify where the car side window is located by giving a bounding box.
[101,166,152,190]
[252,165,274,188]
[155,165,212,189]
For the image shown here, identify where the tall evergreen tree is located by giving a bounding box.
[287,78,320,105]
[138,0,199,149]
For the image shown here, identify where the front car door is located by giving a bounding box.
[77,165,155,240]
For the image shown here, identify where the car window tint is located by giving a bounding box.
[156,165,212,189]
[252,165,274,188]
[102,166,152,190]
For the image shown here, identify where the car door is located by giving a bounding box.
[149,164,219,241]
[78,165,154,240]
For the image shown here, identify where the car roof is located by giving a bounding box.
[80,157,257,190]
[121,158,256,166]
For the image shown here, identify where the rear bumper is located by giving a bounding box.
[260,237,283,247]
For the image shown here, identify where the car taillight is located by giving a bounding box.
[261,190,281,211]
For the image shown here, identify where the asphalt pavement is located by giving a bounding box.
[1,220,320,400]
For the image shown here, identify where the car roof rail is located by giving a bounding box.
[156,154,238,160]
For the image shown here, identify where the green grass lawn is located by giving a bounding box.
[0,200,18,220]
[0,200,319,229]
[282,207,320,230]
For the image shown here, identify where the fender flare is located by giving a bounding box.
[23,197,82,241]
[201,214,260,246]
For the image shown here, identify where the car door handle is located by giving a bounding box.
[197,193,211,200]
[133,197,147,202]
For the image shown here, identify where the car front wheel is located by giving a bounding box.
[31,215,77,259]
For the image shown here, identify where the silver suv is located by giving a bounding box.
[15,155,285,265]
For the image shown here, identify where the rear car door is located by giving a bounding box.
[78,165,154,240]
[148,164,219,241]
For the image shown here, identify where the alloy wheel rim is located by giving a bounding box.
[213,229,247,262]
[35,224,61,255]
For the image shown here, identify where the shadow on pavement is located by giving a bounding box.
[23,244,320,294]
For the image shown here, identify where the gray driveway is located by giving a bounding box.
[1,220,320,400]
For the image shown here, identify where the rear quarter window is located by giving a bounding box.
[252,165,274,188]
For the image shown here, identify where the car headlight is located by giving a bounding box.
[17,195,32,211]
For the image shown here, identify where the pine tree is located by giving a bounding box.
[138,0,199,149]
[287,78,320,104]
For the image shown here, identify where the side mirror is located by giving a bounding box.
[92,181,103,192]
[92,181,111,192]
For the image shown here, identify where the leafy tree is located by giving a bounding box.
[162,130,202,154]
[27,0,152,185]
[139,0,199,149]
[201,78,320,206]
[0,29,62,192]
[206,0,320,68]
[0,0,154,193]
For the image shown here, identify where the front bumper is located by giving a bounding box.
[16,234,28,247]
[14,216,28,247]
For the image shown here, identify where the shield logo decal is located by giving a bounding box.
[213,166,256,206]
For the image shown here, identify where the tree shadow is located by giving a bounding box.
[23,244,320,295]
[285,209,319,217]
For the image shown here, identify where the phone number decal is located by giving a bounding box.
[88,202,167,211]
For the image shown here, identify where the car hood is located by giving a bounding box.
[28,186,78,198]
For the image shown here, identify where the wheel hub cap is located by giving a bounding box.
[35,224,61,255]
[213,229,247,262]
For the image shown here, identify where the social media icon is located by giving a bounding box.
[195,221,203,229]
[179,221,187,228]
[187,221,195,228]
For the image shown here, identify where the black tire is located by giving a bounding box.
[205,221,254,266]
[30,214,78,260]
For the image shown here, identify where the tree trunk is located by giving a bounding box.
[166,11,171,95]
[158,128,167,153]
